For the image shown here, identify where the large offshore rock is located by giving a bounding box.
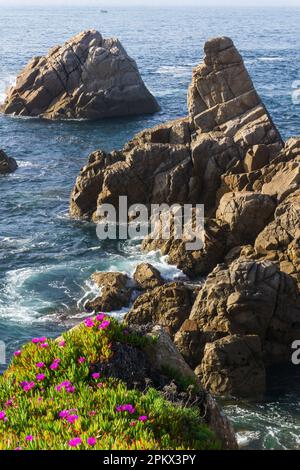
[2,30,159,119]
[0,149,18,174]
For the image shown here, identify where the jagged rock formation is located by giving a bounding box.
[133,263,164,290]
[2,30,159,120]
[0,149,17,174]
[84,271,133,312]
[70,37,281,219]
[125,282,196,338]
[69,36,300,398]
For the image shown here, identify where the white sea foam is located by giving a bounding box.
[258,57,285,62]
[154,65,192,77]
[0,75,16,104]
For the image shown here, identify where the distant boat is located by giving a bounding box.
[101,10,108,13]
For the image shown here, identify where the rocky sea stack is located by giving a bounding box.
[70,37,300,399]
[1,30,159,120]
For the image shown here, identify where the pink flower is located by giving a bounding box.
[67,414,78,424]
[96,313,105,322]
[5,399,13,408]
[66,385,75,393]
[0,411,7,421]
[97,383,103,388]
[21,381,35,392]
[14,350,21,357]
[36,373,45,381]
[59,410,70,419]
[58,340,65,347]
[41,342,48,348]
[92,372,100,380]
[50,359,60,370]
[85,318,94,328]
[32,336,47,344]
[25,435,33,441]
[98,320,110,330]
[78,357,85,364]
[116,404,135,414]
[138,415,148,422]
[38,397,43,402]
[87,437,96,447]
[14,447,22,451]
[36,362,45,368]
[68,438,82,447]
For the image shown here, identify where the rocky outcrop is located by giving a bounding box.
[188,38,282,152]
[172,259,300,396]
[216,191,275,244]
[70,37,283,220]
[85,271,133,312]
[125,282,196,338]
[198,335,266,398]
[0,149,17,174]
[2,30,159,120]
[133,263,164,290]
[255,189,300,287]
[142,211,231,277]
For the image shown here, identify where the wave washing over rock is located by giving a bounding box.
[69,37,300,401]
[1,29,159,120]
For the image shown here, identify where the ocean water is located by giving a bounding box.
[0,5,299,449]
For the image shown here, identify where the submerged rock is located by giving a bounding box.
[2,30,159,120]
[0,149,17,174]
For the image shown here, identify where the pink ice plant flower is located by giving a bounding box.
[66,414,79,424]
[5,399,13,408]
[116,404,136,414]
[25,435,34,441]
[87,437,96,447]
[41,342,48,348]
[85,318,94,328]
[91,372,100,380]
[50,359,60,370]
[14,350,21,357]
[32,336,47,344]
[20,381,35,392]
[138,415,148,422]
[36,373,46,381]
[55,381,75,393]
[78,357,85,364]
[96,313,105,322]
[0,411,7,422]
[58,340,65,347]
[36,362,45,368]
[68,438,82,447]
[98,320,110,330]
